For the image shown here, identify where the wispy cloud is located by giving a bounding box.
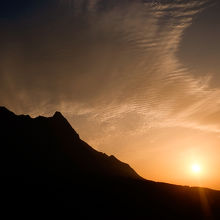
[1,0,219,143]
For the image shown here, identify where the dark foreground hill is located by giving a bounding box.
[0,106,220,219]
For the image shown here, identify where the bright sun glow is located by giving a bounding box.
[191,164,201,173]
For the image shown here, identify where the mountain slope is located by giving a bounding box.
[0,106,220,219]
[0,106,140,180]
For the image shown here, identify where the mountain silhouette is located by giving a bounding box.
[0,106,220,219]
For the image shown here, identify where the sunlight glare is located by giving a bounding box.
[192,164,201,174]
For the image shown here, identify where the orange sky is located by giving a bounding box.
[1,0,220,190]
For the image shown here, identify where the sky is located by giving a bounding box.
[1,0,220,190]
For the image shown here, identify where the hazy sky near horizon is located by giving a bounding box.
[1,0,220,189]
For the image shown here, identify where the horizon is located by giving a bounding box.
[2,104,220,191]
[1,0,220,191]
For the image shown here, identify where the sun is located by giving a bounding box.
[191,164,201,174]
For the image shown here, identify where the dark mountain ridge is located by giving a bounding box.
[0,106,140,180]
[1,106,220,219]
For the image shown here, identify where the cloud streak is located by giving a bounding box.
[1,0,219,145]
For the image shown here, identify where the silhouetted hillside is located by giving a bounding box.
[0,106,220,219]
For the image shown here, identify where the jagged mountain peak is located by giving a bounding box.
[1,106,220,218]
[0,106,140,179]
[53,111,64,119]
